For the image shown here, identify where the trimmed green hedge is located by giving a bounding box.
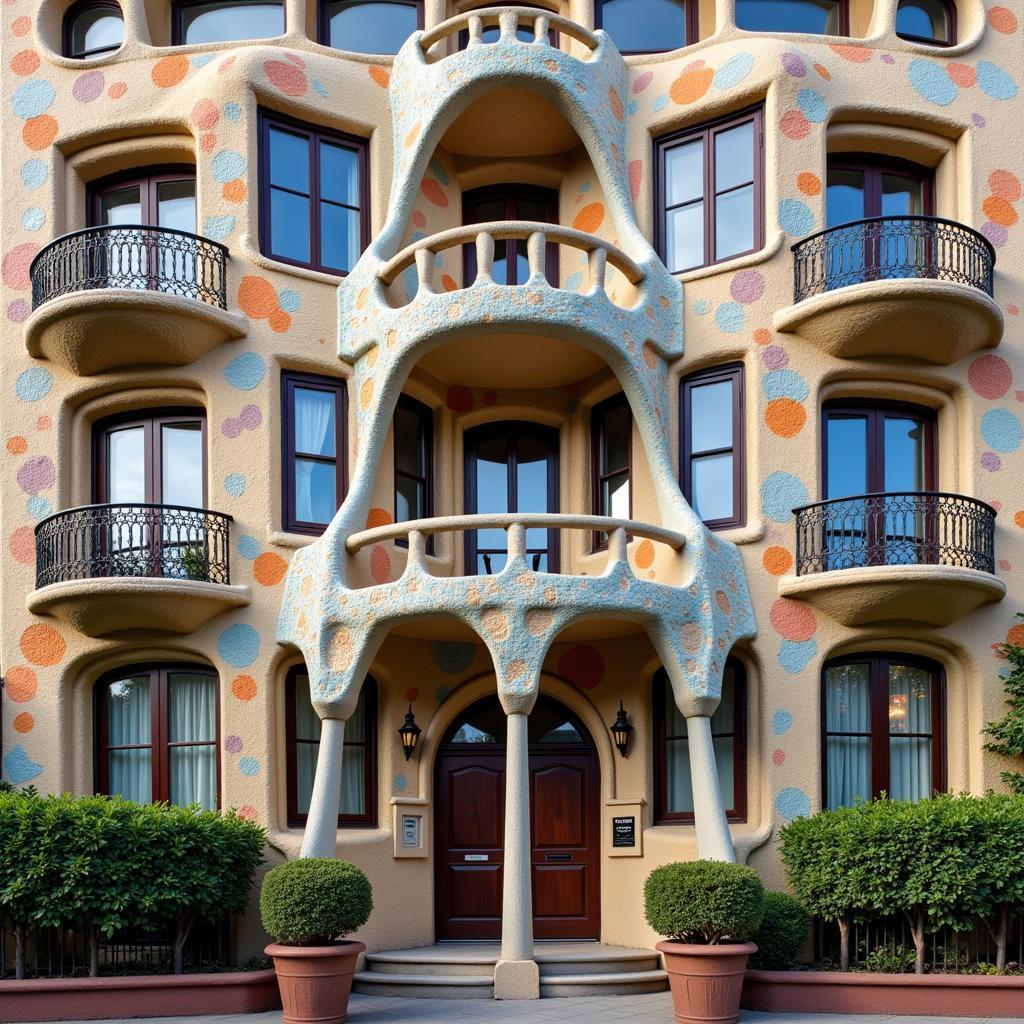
[749,892,810,970]
[0,791,265,978]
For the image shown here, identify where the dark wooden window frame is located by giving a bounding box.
[680,363,745,530]
[827,154,936,222]
[282,370,348,536]
[95,663,221,807]
[88,167,197,228]
[655,105,765,273]
[257,108,369,276]
[172,0,286,45]
[895,0,956,47]
[594,0,697,54]
[735,0,849,35]
[93,407,208,505]
[394,394,434,553]
[591,392,632,551]
[63,0,124,59]
[284,666,377,828]
[654,658,747,823]
[821,652,946,807]
[464,420,561,574]
[317,0,424,49]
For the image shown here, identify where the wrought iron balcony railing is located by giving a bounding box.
[30,226,229,311]
[35,503,233,589]
[793,492,996,577]
[792,216,995,303]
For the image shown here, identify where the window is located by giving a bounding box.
[259,110,368,275]
[680,364,744,529]
[735,0,847,35]
[656,107,763,273]
[394,395,433,548]
[96,665,219,809]
[172,1,284,44]
[823,654,945,809]
[286,667,376,827]
[827,156,934,227]
[896,0,955,46]
[90,169,196,232]
[595,0,695,54]
[64,1,124,59]
[592,393,631,548]
[320,0,421,53]
[282,372,346,535]
[655,659,746,822]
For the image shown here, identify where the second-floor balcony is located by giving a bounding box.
[778,491,1005,626]
[28,503,250,637]
[26,225,246,375]
[774,216,1002,364]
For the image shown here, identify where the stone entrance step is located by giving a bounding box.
[353,942,668,999]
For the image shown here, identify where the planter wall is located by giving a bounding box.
[0,968,280,1022]
[743,969,1024,1018]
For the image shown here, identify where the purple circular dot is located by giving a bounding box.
[730,269,766,304]
[881,54,896,65]
[224,735,244,753]
[239,404,262,429]
[981,222,1009,248]
[782,53,807,77]
[763,345,789,370]
[980,451,1002,472]
[7,299,29,323]
[73,71,105,103]
[973,113,986,127]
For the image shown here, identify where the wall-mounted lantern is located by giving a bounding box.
[609,701,633,758]
[398,704,421,761]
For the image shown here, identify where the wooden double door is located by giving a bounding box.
[435,696,600,940]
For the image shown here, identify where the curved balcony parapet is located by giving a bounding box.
[419,7,600,56]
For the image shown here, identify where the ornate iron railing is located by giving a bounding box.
[30,226,229,310]
[34,504,233,589]
[793,492,996,576]
[792,216,995,303]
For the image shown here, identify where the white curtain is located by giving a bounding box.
[168,672,217,810]
[294,389,333,522]
[888,664,932,802]
[825,663,871,809]
[107,676,152,803]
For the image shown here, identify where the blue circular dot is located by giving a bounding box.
[778,199,815,237]
[652,94,669,113]
[237,535,260,559]
[11,80,56,120]
[224,352,267,391]
[202,215,235,242]
[20,208,44,231]
[239,756,261,776]
[217,623,261,668]
[26,495,52,520]
[222,101,242,122]
[715,302,745,333]
[15,367,53,402]
[763,369,809,402]
[909,59,957,106]
[977,61,1017,101]
[981,409,1022,453]
[279,289,301,313]
[779,638,817,675]
[796,88,828,123]
[761,471,809,523]
[223,473,246,498]
[21,159,47,190]
[713,53,755,91]
[393,774,407,791]
[211,150,246,183]
[772,710,794,735]
[775,787,811,822]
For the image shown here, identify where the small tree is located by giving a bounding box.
[984,619,1024,794]
[0,789,46,978]
[975,793,1024,971]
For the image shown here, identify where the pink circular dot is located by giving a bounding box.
[772,749,786,766]
[730,269,765,304]
[968,354,1012,400]
[6,299,29,323]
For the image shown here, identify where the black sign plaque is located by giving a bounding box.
[612,815,636,848]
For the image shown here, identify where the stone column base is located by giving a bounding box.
[494,959,540,999]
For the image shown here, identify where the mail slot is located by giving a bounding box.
[464,854,488,862]
[545,853,572,861]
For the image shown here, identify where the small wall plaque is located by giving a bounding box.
[612,815,636,848]
[464,854,489,862]
[401,815,420,848]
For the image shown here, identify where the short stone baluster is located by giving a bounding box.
[526,231,547,280]
[475,231,495,286]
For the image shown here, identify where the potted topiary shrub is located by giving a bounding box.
[261,858,373,1024]
[645,860,765,1024]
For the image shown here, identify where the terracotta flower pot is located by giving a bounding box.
[656,940,757,1024]
[265,940,365,1024]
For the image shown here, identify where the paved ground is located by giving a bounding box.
[46,992,1024,1024]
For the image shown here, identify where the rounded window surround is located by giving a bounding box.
[63,0,125,59]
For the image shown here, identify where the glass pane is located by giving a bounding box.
[107,426,146,503]
[295,459,337,524]
[889,738,932,801]
[825,662,870,731]
[826,663,872,811]
[99,185,142,226]
[395,404,425,476]
[109,749,152,803]
[715,185,755,260]
[293,673,321,741]
[715,122,754,192]
[825,415,867,498]
[883,416,926,491]
[667,203,704,272]
[71,8,125,57]
[157,180,196,233]
[600,0,688,52]
[529,703,586,743]
[602,471,630,519]
[396,475,425,522]
[736,0,842,34]
[320,203,361,272]
[692,453,734,522]
[329,1,418,53]
[270,189,310,262]
[827,736,870,809]
[168,673,216,742]
[600,402,630,473]
[161,423,204,508]
[269,128,310,192]
[665,736,693,812]
[690,379,733,452]
[516,434,550,514]
[896,0,950,42]
[711,669,735,732]
[474,434,508,514]
[881,173,925,217]
[826,168,866,227]
[320,142,360,206]
[666,139,704,207]
[888,663,932,734]
[296,743,316,813]
[516,197,554,224]
[294,387,336,457]
[181,2,284,43]
[170,746,217,810]
[107,675,151,744]
[450,701,507,743]
[340,743,365,814]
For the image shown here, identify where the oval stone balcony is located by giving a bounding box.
[777,491,1004,626]
[26,226,246,375]
[773,217,1001,364]
[28,503,250,637]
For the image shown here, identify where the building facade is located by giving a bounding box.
[2,0,1022,995]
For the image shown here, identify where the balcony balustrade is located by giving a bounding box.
[419,6,600,59]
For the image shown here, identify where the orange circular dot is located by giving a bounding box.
[9,526,35,565]
[572,202,605,234]
[370,544,392,584]
[7,436,28,454]
[222,179,246,202]
[5,666,38,703]
[253,551,288,586]
[108,82,127,99]
[369,65,389,88]
[989,170,1022,203]
[1007,624,1024,647]
[763,546,794,576]
[669,67,714,105]
[12,712,34,734]
[634,539,655,570]
[360,377,375,410]
[947,63,976,88]
[23,115,58,151]
[11,50,40,76]
[989,6,1018,34]
[796,172,821,196]
[237,275,279,319]
[12,16,31,36]
[267,308,290,333]
[441,274,459,292]
[754,327,771,345]
[765,397,807,438]
[200,131,217,152]
[152,54,190,88]
[231,675,257,701]
[1014,510,1024,528]
[366,507,394,529]
[813,63,831,81]
[983,195,1018,228]
[20,624,66,667]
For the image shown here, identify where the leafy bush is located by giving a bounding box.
[984,613,1024,794]
[749,892,810,970]
[644,860,764,944]
[260,858,372,945]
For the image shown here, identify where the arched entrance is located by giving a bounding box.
[434,694,600,941]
